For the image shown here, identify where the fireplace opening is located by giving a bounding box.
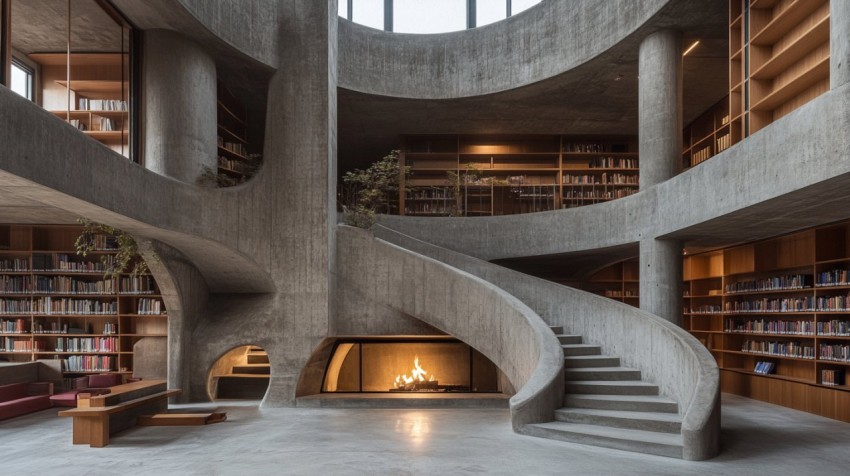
[322,338,500,393]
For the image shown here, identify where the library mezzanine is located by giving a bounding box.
[1,0,850,467]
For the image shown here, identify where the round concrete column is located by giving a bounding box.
[143,29,217,183]
[832,0,850,89]
[638,29,682,189]
[640,238,683,325]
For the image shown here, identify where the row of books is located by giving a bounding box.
[55,337,118,352]
[603,290,638,298]
[725,297,814,313]
[82,234,119,251]
[818,320,850,336]
[0,258,28,271]
[822,369,845,386]
[120,276,155,294]
[217,156,252,174]
[741,340,815,359]
[588,157,638,169]
[725,319,814,335]
[716,133,731,154]
[217,137,247,156]
[753,361,775,375]
[691,305,723,314]
[32,253,113,273]
[819,344,850,363]
[98,117,119,132]
[32,321,116,335]
[0,318,26,333]
[691,145,712,166]
[563,189,638,200]
[136,298,164,315]
[30,297,118,315]
[79,99,128,111]
[0,338,45,352]
[62,355,114,372]
[815,295,850,311]
[562,173,639,185]
[403,205,452,215]
[816,270,849,287]
[0,298,32,314]
[563,143,628,153]
[30,276,118,295]
[725,274,810,294]
[406,189,454,200]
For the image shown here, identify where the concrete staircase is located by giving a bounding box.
[526,326,684,458]
[214,347,271,399]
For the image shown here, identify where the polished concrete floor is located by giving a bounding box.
[2,393,849,475]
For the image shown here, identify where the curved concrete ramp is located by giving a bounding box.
[371,224,720,461]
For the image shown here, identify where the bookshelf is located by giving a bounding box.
[682,98,732,169]
[217,81,259,185]
[548,258,640,308]
[399,135,638,216]
[0,224,166,379]
[730,0,830,143]
[684,221,850,422]
[29,53,130,158]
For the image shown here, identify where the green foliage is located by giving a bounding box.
[341,150,410,228]
[74,219,148,279]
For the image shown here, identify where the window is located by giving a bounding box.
[351,0,384,30]
[339,0,349,20]
[476,0,507,27]
[10,60,33,101]
[394,0,466,34]
[510,0,541,16]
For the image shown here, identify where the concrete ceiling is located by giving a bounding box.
[337,0,729,172]
[493,243,639,282]
[10,0,125,55]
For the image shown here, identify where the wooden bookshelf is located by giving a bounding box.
[399,135,638,216]
[684,221,850,422]
[682,98,732,169]
[731,0,830,140]
[216,81,259,185]
[29,53,131,158]
[0,225,166,378]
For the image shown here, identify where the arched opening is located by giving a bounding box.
[207,345,270,401]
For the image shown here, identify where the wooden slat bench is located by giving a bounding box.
[58,380,181,447]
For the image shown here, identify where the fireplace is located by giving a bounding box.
[322,338,500,393]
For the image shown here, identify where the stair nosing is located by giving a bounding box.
[529,421,684,447]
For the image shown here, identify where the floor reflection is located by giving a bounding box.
[394,411,432,449]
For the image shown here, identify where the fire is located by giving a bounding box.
[394,355,437,390]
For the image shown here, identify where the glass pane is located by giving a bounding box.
[352,0,384,30]
[394,0,466,34]
[477,0,507,27]
[361,342,470,392]
[339,0,349,19]
[511,0,541,15]
[10,63,32,100]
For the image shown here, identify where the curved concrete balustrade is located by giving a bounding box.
[334,226,565,428]
[338,0,668,98]
[373,224,719,461]
[378,82,850,260]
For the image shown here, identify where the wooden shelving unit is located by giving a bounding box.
[730,0,830,141]
[216,81,259,184]
[684,221,850,422]
[29,53,131,157]
[682,98,732,169]
[399,135,638,216]
[0,225,166,379]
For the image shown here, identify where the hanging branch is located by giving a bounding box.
[74,218,148,279]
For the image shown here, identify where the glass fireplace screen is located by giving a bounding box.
[322,340,500,393]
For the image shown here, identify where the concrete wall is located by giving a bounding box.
[336,226,564,427]
[374,225,720,461]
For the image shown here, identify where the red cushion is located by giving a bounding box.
[0,395,52,420]
[87,374,122,388]
[0,383,28,402]
[49,390,82,407]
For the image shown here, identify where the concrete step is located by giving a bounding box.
[556,334,582,345]
[549,325,564,334]
[561,344,602,356]
[565,380,660,396]
[564,367,641,381]
[564,355,620,368]
[232,364,271,375]
[525,421,683,459]
[564,394,678,413]
[247,353,270,364]
[554,407,682,434]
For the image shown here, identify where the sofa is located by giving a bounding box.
[49,373,125,407]
[0,382,53,421]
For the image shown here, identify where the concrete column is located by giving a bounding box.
[143,29,216,184]
[638,29,682,190]
[832,0,850,89]
[640,238,683,325]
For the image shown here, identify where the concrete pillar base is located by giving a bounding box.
[639,238,683,325]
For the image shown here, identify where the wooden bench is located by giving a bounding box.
[58,380,181,447]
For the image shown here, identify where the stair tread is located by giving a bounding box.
[567,394,676,404]
[214,374,271,378]
[564,355,618,360]
[556,407,682,423]
[530,422,683,447]
[566,366,639,372]
[566,380,655,387]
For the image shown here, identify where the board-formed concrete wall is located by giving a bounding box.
[373,225,720,461]
[335,226,564,427]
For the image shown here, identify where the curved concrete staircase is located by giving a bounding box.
[524,326,684,458]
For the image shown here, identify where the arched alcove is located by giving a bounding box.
[206,345,270,401]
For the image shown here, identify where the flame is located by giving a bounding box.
[394,355,436,389]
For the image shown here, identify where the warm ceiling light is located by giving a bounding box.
[683,40,700,56]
